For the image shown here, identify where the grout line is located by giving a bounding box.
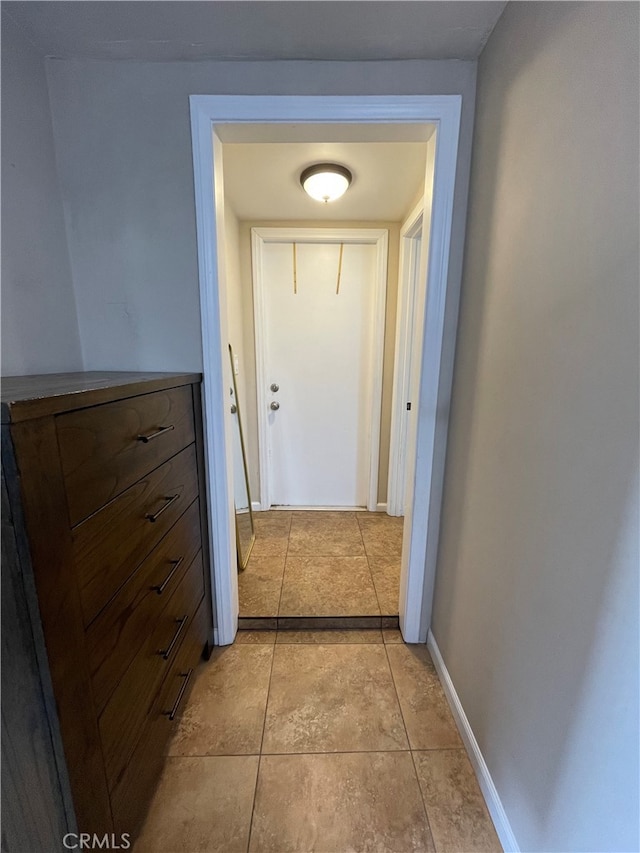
[274,510,293,620]
[381,641,439,850]
[258,746,410,757]
[410,749,438,852]
[359,512,385,618]
[411,746,469,753]
[383,642,413,751]
[246,631,278,853]
[166,746,468,759]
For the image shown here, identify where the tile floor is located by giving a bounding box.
[135,630,502,853]
[239,510,404,619]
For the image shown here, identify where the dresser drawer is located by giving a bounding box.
[88,499,203,715]
[110,597,209,836]
[73,444,199,627]
[99,551,205,791]
[57,385,195,526]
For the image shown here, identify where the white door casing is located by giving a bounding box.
[189,95,463,646]
[252,228,388,511]
[388,201,425,517]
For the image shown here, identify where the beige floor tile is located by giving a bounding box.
[262,643,408,753]
[235,630,276,644]
[249,536,289,558]
[356,512,405,525]
[382,628,404,643]
[358,512,405,559]
[135,756,258,853]
[169,644,273,755]
[276,629,383,644]
[238,555,285,617]
[413,750,502,853]
[279,555,380,616]
[386,644,462,750]
[369,555,401,615]
[253,510,292,536]
[249,752,434,853]
[288,510,365,556]
[251,511,291,558]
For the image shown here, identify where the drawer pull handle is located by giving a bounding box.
[152,557,184,595]
[137,424,175,443]
[158,616,188,660]
[163,669,193,721]
[146,494,179,522]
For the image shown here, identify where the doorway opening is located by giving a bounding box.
[241,225,396,625]
[192,96,460,643]
[252,227,389,512]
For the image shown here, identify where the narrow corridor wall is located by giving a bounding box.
[1,13,83,375]
[432,3,639,851]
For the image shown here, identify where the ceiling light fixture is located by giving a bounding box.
[300,163,352,203]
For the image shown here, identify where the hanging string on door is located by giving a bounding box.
[336,243,344,295]
[292,242,298,295]
[292,241,344,295]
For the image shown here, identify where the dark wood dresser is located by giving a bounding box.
[1,372,213,849]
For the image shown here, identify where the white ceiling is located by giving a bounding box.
[222,138,429,221]
[4,1,507,62]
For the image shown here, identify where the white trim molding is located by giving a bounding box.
[387,199,424,517]
[189,94,463,646]
[427,631,521,853]
[251,227,388,513]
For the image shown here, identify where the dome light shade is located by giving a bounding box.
[300,163,352,203]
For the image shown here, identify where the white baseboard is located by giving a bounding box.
[427,630,520,853]
[252,503,389,513]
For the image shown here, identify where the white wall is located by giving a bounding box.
[44,59,476,375]
[432,3,639,851]
[1,13,83,376]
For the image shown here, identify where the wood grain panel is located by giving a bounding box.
[1,372,200,424]
[99,553,205,791]
[9,417,113,835]
[57,385,195,526]
[1,458,73,850]
[73,444,199,627]
[88,499,203,715]
[192,384,215,655]
[110,597,210,837]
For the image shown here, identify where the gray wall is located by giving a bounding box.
[432,3,639,852]
[1,14,83,376]
[44,58,476,374]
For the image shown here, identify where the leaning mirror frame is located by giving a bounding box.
[229,344,255,571]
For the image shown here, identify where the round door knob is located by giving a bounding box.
[270,401,280,411]
[230,404,237,414]
[270,383,280,392]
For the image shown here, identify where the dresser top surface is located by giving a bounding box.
[1,371,202,423]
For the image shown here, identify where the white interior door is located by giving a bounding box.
[258,238,379,507]
[388,208,424,517]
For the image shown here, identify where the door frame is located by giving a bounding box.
[251,226,389,513]
[189,95,462,645]
[387,200,425,516]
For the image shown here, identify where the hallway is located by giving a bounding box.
[238,510,404,622]
[135,630,501,852]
